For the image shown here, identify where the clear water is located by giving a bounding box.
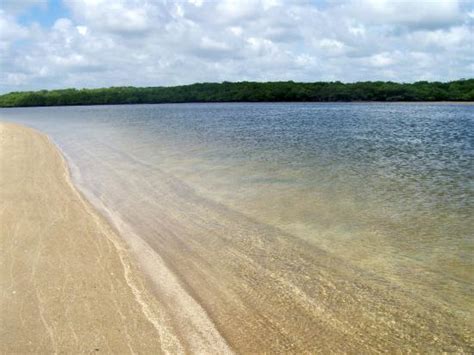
[2,103,473,350]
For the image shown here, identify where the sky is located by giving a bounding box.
[0,0,473,93]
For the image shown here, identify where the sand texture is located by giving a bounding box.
[1,121,473,353]
[0,123,185,353]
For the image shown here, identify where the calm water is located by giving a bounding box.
[2,103,473,350]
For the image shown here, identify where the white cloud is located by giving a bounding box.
[409,26,473,48]
[317,39,350,56]
[0,10,29,43]
[188,0,203,7]
[76,26,88,36]
[201,36,230,51]
[0,0,473,93]
[340,0,464,29]
[64,0,160,34]
[229,26,243,37]
[368,52,396,67]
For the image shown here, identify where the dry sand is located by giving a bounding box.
[0,122,184,353]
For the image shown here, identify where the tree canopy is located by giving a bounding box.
[0,79,472,107]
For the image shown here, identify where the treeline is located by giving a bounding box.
[0,79,473,107]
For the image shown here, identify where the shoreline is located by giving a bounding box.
[0,100,473,109]
[0,79,472,107]
[1,122,473,353]
[0,122,224,353]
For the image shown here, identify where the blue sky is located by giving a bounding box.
[17,0,69,27]
[1,0,473,93]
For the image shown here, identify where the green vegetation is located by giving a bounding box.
[0,79,473,107]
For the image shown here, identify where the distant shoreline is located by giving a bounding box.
[0,100,472,109]
[1,79,472,107]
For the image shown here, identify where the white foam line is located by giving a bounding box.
[52,135,233,354]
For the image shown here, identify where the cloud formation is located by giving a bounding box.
[1,0,473,93]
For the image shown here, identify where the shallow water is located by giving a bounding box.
[2,102,473,351]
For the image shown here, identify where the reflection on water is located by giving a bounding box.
[2,102,473,351]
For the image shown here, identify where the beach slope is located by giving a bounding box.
[0,123,174,353]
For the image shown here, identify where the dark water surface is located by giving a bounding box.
[2,103,473,351]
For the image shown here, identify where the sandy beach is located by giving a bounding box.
[1,121,473,353]
[0,123,181,353]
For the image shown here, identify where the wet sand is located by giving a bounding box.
[0,123,230,353]
[1,122,473,353]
